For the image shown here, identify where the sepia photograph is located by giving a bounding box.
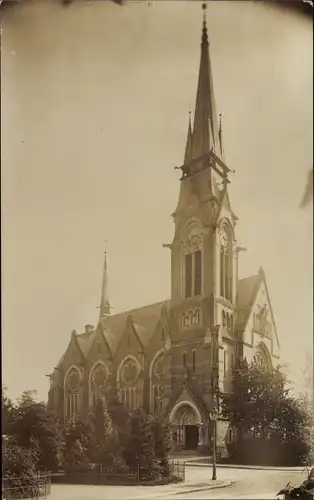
[1,1,313,499]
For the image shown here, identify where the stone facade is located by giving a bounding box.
[47,9,280,454]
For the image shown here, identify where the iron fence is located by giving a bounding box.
[52,460,185,485]
[2,472,51,500]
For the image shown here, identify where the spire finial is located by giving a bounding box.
[202,3,208,44]
[99,244,110,319]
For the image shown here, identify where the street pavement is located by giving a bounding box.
[49,465,307,500]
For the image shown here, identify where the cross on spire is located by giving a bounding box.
[98,243,111,319]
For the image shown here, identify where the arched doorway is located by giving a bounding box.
[169,402,202,451]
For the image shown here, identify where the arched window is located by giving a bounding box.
[64,366,81,420]
[118,357,141,412]
[150,352,164,415]
[183,352,187,367]
[227,427,232,443]
[219,225,233,302]
[182,219,203,299]
[226,313,231,330]
[222,310,226,327]
[230,314,234,332]
[89,362,109,409]
[252,344,271,372]
[192,350,196,373]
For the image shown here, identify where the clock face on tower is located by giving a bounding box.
[219,228,228,247]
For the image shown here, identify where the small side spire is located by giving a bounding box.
[218,113,225,160]
[184,111,193,164]
[99,245,110,319]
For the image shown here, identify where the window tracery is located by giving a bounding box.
[151,352,165,415]
[119,358,141,412]
[182,220,203,298]
[253,305,272,338]
[90,363,109,409]
[219,224,233,302]
[181,308,202,329]
[65,367,81,420]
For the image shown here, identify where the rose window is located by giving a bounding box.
[92,365,108,389]
[67,369,80,392]
[121,359,140,386]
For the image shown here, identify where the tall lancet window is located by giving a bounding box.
[89,362,109,410]
[185,254,193,298]
[150,352,165,416]
[183,219,203,299]
[219,225,233,302]
[64,367,81,421]
[194,250,202,296]
[119,357,141,412]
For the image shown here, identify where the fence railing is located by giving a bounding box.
[52,460,185,485]
[2,472,51,500]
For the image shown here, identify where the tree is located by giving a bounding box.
[150,417,171,475]
[124,408,155,476]
[2,436,41,497]
[89,398,124,466]
[63,439,90,474]
[222,363,311,465]
[2,386,17,435]
[3,389,63,471]
[106,384,130,458]
[10,390,63,471]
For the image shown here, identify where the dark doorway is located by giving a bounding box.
[184,425,199,450]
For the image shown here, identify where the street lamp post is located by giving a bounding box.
[209,409,217,480]
[210,325,220,481]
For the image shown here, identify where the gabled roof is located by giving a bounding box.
[76,329,97,356]
[235,272,261,331]
[102,300,170,355]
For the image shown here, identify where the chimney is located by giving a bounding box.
[84,324,94,334]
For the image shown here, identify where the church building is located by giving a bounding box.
[48,6,280,454]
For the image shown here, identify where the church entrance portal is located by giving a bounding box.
[170,402,202,451]
[184,425,199,450]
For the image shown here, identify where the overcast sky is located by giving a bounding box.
[1,0,313,401]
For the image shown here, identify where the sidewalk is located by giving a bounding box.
[185,456,310,472]
[49,478,232,500]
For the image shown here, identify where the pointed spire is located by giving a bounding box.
[184,111,193,164]
[192,3,220,160]
[99,245,110,319]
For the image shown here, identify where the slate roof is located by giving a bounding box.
[76,329,97,357]
[235,271,262,331]
[102,300,170,355]
[56,272,263,369]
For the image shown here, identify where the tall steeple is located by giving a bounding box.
[191,3,220,160]
[99,248,110,319]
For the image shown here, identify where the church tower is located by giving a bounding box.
[170,4,238,346]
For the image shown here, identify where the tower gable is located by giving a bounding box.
[238,269,280,363]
